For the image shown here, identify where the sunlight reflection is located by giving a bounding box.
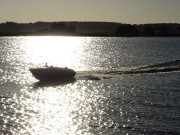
[1,36,129,135]
[23,36,86,69]
[6,80,109,135]
[16,86,80,134]
[0,36,93,85]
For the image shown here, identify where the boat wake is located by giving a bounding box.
[75,60,180,80]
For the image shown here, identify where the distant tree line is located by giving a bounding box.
[39,22,77,35]
[0,22,77,36]
[116,24,141,36]
[0,21,180,36]
[115,23,180,37]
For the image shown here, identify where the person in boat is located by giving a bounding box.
[45,63,53,68]
[45,63,48,67]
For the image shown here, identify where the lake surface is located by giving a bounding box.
[0,37,180,135]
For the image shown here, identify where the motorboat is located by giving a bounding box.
[29,67,76,81]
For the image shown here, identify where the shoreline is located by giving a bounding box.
[1,33,180,37]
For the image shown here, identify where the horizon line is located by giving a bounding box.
[0,21,180,25]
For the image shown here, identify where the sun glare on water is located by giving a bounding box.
[24,36,85,69]
[5,36,99,134]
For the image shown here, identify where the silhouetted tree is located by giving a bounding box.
[2,22,18,32]
[143,27,154,36]
[159,26,169,36]
[69,25,76,32]
[177,26,180,30]
[50,22,76,34]
[38,28,50,33]
[116,24,141,36]
[51,22,66,31]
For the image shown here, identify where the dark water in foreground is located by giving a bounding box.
[0,37,180,135]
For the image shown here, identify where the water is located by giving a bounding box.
[0,37,180,135]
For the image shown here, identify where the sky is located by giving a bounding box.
[0,0,180,24]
